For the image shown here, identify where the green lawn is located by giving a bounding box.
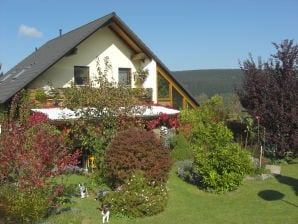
[43,161,298,224]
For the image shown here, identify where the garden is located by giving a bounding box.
[34,159,298,224]
[0,40,297,223]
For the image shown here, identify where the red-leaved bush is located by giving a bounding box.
[0,118,80,189]
[28,111,49,127]
[146,113,180,130]
[103,128,172,188]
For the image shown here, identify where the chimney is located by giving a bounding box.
[59,29,62,37]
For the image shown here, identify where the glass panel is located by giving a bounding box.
[173,88,183,109]
[185,101,192,109]
[74,66,89,85]
[158,73,169,98]
[118,68,131,86]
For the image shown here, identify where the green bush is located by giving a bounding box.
[193,143,253,193]
[35,89,46,101]
[103,128,172,188]
[171,133,193,161]
[104,171,168,218]
[179,97,253,193]
[0,185,50,223]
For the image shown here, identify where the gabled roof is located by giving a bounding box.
[0,12,198,106]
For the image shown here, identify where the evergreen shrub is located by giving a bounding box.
[171,133,193,161]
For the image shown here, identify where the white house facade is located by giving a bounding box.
[0,12,198,110]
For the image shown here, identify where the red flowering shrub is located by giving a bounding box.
[146,113,180,130]
[28,111,49,127]
[103,128,172,188]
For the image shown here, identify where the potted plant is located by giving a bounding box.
[133,69,149,86]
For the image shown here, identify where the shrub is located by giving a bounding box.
[0,120,80,189]
[179,97,253,193]
[104,171,168,217]
[193,143,253,193]
[103,128,172,188]
[0,117,80,223]
[171,133,193,161]
[0,185,50,223]
[175,160,200,184]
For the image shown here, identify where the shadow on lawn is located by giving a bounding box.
[274,174,298,196]
[258,189,298,207]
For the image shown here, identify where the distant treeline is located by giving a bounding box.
[172,69,243,97]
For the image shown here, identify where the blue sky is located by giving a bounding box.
[1,0,298,73]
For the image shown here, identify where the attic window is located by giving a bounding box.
[74,66,89,85]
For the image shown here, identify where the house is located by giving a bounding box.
[0,12,198,114]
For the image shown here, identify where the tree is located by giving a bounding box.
[237,40,298,158]
[63,57,148,170]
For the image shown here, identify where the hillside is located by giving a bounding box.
[172,69,243,97]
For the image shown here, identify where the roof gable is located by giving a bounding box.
[0,12,115,103]
[0,12,198,106]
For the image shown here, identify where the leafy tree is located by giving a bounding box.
[63,57,147,169]
[237,40,298,158]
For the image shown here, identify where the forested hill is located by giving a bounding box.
[172,69,244,97]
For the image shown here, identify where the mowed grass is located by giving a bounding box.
[43,160,298,224]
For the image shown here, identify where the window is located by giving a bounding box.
[158,73,169,98]
[118,68,131,86]
[173,88,183,109]
[74,66,89,85]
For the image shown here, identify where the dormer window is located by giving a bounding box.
[74,66,89,85]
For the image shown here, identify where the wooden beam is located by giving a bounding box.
[109,22,142,53]
[131,52,148,61]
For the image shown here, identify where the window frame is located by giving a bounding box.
[74,66,89,86]
[118,68,131,87]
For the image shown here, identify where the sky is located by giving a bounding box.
[1,0,298,73]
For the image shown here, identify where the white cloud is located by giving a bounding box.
[19,24,43,38]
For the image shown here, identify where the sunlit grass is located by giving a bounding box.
[43,160,298,224]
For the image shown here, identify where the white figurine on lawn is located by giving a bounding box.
[79,183,88,198]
